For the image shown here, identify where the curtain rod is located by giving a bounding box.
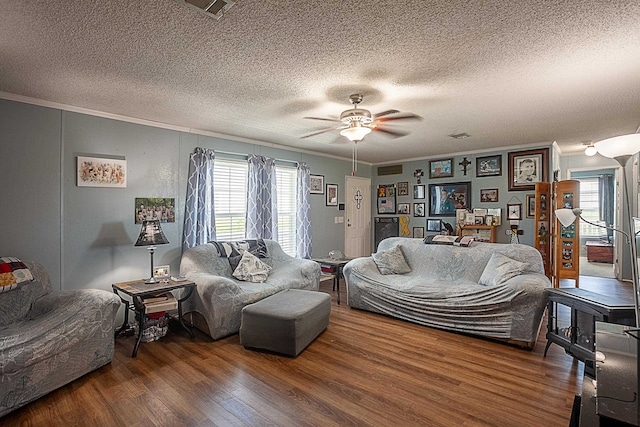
[212,149,299,166]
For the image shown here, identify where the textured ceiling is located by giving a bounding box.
[2,1,640,164]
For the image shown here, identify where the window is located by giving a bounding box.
[275,166,297,256]
[578,178,600,237]
[214,158,248,241]
[213,158,298,256]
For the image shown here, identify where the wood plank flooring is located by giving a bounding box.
[3,276,633,426]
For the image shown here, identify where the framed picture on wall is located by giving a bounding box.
[429,158,454,179]
[309,175,324,194]
[413,227,425,238]
[77,156,127,188]
[413,203,426,217]
[507,203,522,220]
[526,194,536,218]
[397,181,409,196]
[480,188,499,203]
[397,203,410,214]
[476,155,502,177]
[326,184,338,206]
[428,182,471,217]
[508,148,549,191]
[414,184,425,199]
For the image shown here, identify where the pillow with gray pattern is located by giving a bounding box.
[372,245,411,275]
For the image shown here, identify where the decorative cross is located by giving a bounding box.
[459,157,471,175]
[414,169,424,184]
[354,190,363,209]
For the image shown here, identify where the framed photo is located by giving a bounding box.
[508,148,549,191]
[397,203,410,214]
[413,227,425,239]
[414,184,425,199]
[413,203,426,217]
[465,212,476,225]
[526,194,536,218]
[485,215,494,226]
[487,208,502,225]
[377,198,396,214]
[153,265,170,279]
[428,182,471,217]
[429,158,454,179]
[476,155,502,177]
[309,174,324,194]
[135,198,176,224]
[480,188,499,203]
[325,184,338,206]
[427,219,442,232]
[507,203,522,220]
[475,216,484,225]
[77,156,127,188]
[397,181,409,196]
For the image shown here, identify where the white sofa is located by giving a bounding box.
[343,237,551,348]
[180,239,321,340]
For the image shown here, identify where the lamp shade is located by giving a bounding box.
[555,208,583,228]
[594,134,640,159]
[340,124,372,142]
[134,220,169,246]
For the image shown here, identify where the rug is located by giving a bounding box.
[579,256,615,279]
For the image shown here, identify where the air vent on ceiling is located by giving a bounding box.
[178,0,236,20]
[449,132,471,139]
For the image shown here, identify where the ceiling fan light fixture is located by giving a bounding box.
[340,124,372,142]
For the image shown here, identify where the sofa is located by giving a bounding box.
[0,259,121,417]
[180,239,321,340]
[343,237,551,348]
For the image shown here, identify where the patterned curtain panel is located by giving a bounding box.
[182,147,216,252]
[246,154,278,240]
[599,173,614,240]
[296,162,312,258]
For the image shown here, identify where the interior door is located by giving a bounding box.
[344,175,371,258]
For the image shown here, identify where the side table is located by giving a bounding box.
[544,287,635,377]
[112,279,195,357]
[312,258,352,304]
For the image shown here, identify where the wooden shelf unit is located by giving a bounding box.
[459,225,496,243]
[552,180,580,288]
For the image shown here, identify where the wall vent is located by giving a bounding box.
[177,0,236,20]
[377,165,403,176]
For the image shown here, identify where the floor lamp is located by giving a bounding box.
[592,133,640,328]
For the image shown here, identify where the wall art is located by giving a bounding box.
[77,156,126,188]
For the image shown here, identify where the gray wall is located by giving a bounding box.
[0,98,367,291]
[371,150,553,246]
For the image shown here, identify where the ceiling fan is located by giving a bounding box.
[301,94,422,143]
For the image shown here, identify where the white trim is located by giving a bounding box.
[0,91,368,165]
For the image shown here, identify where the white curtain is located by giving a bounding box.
[246,154,278,240]
[182,147,216,251]
[296,162,312,258]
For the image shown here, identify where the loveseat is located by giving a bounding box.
[343,237,551,348]
[0,259,121,417]
[180,239,321,340]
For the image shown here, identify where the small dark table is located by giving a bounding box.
[112,279,195,357]
[544,287,635,376]
[313,258,352,304]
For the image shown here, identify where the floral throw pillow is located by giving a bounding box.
[372,245,411,275]
[0,257,34,293]
[479,252,527,286]
[232,251,272,283]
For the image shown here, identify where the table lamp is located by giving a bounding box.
[134,219,169,284]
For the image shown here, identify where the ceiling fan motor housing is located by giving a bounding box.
[340,108,372,124]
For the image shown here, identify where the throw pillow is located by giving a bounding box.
[0,256,34,293]
[232,251,272,283]
[372,245,411,275]
[479,252,527,286]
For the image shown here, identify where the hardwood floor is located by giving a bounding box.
[3,276,634,426]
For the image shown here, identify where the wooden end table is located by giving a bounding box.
[112,278,195,357]
[313,258,352,304]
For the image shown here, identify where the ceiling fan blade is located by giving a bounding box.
[373,127,409,138]
[377,113,422,122]
[303,116,341,122]
[300,127,339,138]
[373,109,400,119]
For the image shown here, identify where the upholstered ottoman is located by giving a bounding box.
[240,289,331,356]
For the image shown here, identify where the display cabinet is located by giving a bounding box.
[553,180,580,288]
[534,182,552,279]
[459,225,496,243]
